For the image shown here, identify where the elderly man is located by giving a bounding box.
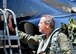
[8,14,72,54]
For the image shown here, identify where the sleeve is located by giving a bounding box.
[18,30,40,44]
[18,30,33,44]
[58,33,72,54]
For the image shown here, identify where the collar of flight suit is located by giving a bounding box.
[37,28,60,54]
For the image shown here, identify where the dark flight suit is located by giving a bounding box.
[18,28,73,54]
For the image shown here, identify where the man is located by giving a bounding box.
[8,14,72,54]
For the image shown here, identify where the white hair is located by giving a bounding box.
[41,14,55,28]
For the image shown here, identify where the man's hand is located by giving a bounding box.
[7,16,15,32]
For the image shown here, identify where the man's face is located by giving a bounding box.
[38,17,47,33]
